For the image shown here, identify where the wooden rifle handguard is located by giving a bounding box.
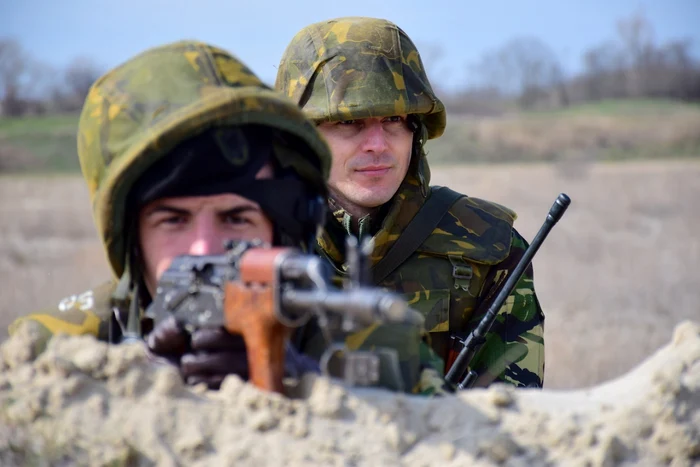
[222,248,292,394]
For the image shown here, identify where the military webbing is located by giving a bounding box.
[372,185,463,285]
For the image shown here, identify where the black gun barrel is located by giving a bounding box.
[444,193,571,389]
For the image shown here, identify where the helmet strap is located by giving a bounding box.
[109,226,145,342]
[408,115,430,196]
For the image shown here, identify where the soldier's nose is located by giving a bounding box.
[189,238,212,256]
[361,120,389,153]
[189,216,222,256]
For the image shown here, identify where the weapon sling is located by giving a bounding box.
[371,185,463,285]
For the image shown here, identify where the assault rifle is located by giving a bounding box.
[137,238,424,394]
[444,193,571,390]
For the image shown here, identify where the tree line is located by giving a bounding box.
[442,12,700,115]
[1,11,699,118]
[0,38,104,117]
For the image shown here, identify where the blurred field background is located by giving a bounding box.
[1,7,699,389]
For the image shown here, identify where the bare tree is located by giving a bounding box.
[471,37,566,109]
[0,40,105,115]
[0,39,56,115]
[662,39,698,99]
[0,39,29,116]
[579,10,700,103]
[616,11,656,96]
[65,57,103,103]
[416,42,451,95]
[582,41,626,99]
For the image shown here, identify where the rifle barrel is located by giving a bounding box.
[444,193,570,387]
[281,289,425,328]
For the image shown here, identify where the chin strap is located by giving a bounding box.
[110,232,143,343]
[408,115,430,198]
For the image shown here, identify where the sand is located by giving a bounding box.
[0,319,697,467]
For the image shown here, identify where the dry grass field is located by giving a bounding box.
[1,160,698,390]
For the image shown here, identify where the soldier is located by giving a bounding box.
[8,40,335,389]
[276,16,546,390]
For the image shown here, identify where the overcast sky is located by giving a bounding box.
[2,0,698,90]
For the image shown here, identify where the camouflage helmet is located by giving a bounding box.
[78,40,331,279]
[275,16,446,139]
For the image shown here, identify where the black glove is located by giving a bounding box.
[147,317,320,390]
[146,316,248,389]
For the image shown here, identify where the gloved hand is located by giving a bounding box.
[147,316,320,389]
[146,316,248,389]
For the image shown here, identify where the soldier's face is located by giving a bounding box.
[137,164,274,296]
[317,116,413,210]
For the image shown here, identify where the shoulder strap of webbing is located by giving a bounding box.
[372,185,463,285]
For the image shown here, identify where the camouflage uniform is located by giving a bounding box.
[276,17,545,392]
[8,40,333,354]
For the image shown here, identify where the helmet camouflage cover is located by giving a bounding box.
[275,16,446,139]
[78,40,331,278]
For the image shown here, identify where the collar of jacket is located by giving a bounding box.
[317,167,429,272]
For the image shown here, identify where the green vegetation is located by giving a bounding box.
[523,98,700,118]
[426,98,700,165]
[0,114,80,173]
[0,114,78,135]
[1,99,700,173]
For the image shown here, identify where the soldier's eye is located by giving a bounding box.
[223,214,251,226]
[384,116,404,123]
[338,120,356,125]
[162,215,187,225]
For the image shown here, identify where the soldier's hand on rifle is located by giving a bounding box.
[183,327,250,389]
[146,316,248,389]
[146,316,321,390]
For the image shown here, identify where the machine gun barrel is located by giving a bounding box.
[281,288,425,328]
[444,193,571,390]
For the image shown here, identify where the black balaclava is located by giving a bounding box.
[124,125,327,303]
[128,125,325,245]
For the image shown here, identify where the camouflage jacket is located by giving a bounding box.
[8,280,119,352]
[301,167,546,392]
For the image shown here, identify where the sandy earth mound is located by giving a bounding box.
[0,322,698,467]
